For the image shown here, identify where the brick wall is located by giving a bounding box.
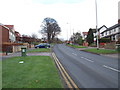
[104,42,116,49]
[0,25,9,52]
[1,26,9,43]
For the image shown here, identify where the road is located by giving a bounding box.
[53,44,119,88]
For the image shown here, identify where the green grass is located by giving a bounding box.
[50,43,55,46]
[67,44,86,48]
[83,48,118,54]
[2,56,63,88]
[27,48,50,53]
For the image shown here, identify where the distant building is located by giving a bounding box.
[82,32,88,46]
[82,32,88,40]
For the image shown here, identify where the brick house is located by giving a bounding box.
[15,31,22,43]
[82,32,88,46]
[82,32,88,40]
[0,24,16,52]
[0,24,16,43]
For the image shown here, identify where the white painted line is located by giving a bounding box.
[72,53,77,56]
[103,65,120,73]
[81,57,94,62]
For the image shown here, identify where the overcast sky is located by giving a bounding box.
[0,0,119,40]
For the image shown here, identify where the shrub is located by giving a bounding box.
[89,43,96,47]
[99,38,110,43]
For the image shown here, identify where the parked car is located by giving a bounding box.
[35,43,50,48]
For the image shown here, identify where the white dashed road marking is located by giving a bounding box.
[72,53,77,56]
[81,57,94,62]
[103,65,120,72]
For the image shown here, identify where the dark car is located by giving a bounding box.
[35,43,50,48]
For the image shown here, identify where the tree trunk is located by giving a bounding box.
[47,33,51,43]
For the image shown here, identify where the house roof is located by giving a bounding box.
[88,25,107,33]
[5,25,15,34]
[107,24,120,30]
[15,31,21,37]
[98,25,107,31]
[4,25,14,30]
[101,24,120,33]
[82,32,88,35]
[0,24,9,30]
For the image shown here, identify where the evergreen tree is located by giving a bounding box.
[86,28,94,45]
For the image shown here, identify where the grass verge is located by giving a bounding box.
[83,48,118,54]
[2,56,62,88]
[67,44,86,48]
[27,48,50,53]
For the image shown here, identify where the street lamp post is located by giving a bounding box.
[73,29,74,44]
[95,0,99,50]
[67,22,71,41]
[66,23,68,41]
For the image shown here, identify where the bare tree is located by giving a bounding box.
[31,33,38,43]
[31,33,38,39]
[40,17,61,43]
[71,32,83,45]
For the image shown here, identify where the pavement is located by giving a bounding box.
[53,44,119,88]
[1,48,51,60]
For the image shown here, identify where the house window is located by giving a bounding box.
[101,33,104,36]
[114,29,116,32]
[106,32,107,35]
[112,35,115,41]
[109,30,111,34]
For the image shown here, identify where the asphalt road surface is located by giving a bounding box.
[53,44,119,88]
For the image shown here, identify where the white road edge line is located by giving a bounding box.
[103,65,120,73]
[81,57,94,62]
[72,53,77,56]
